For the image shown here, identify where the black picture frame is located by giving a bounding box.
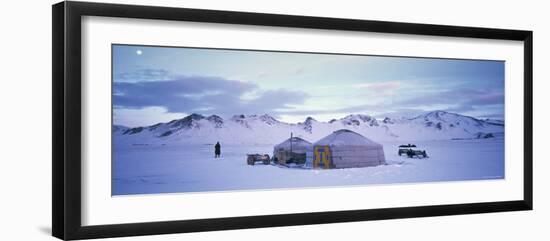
[52,1,533,240]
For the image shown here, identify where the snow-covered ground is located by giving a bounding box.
[112,137,504,195]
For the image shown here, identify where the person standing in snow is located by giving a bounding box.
[214,142,221,158]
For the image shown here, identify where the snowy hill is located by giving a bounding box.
[113,125,130,134]
[483,118,505,126]
[411,111,487,129]
[114,110,504,145]
[338,114,380,127]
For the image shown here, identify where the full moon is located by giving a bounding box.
[136,50,143,55]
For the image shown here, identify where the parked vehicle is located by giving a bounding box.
[246,154,271,165]
[398,144,417,156]
[398,144,428,158]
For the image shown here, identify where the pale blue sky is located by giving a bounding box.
[113,44,504,127]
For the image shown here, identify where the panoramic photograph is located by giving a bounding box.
[111,44,505,196]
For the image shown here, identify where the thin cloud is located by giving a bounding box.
[115,68,171,82]
[394,88,503,107]
[354,81,401,91]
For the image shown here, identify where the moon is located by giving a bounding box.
[136,50,143,55]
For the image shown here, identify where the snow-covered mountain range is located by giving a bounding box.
[113,110,504,145]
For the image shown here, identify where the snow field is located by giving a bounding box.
[113,138,504,195]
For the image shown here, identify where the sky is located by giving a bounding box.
[112,44,505,127]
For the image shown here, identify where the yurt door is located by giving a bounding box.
[313,146,331,169]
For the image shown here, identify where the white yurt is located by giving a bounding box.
[273,137,312,164]
[305,129,385,169]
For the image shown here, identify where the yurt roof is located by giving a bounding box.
[314,129,381,147]
[274,137,312,149]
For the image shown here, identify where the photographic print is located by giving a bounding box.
[112,44,505,196]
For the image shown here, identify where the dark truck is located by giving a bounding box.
[246,154,271,165]
[398,144,428,158]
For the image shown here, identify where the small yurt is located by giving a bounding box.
[305,129,385,169]
[273,137,312,165]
